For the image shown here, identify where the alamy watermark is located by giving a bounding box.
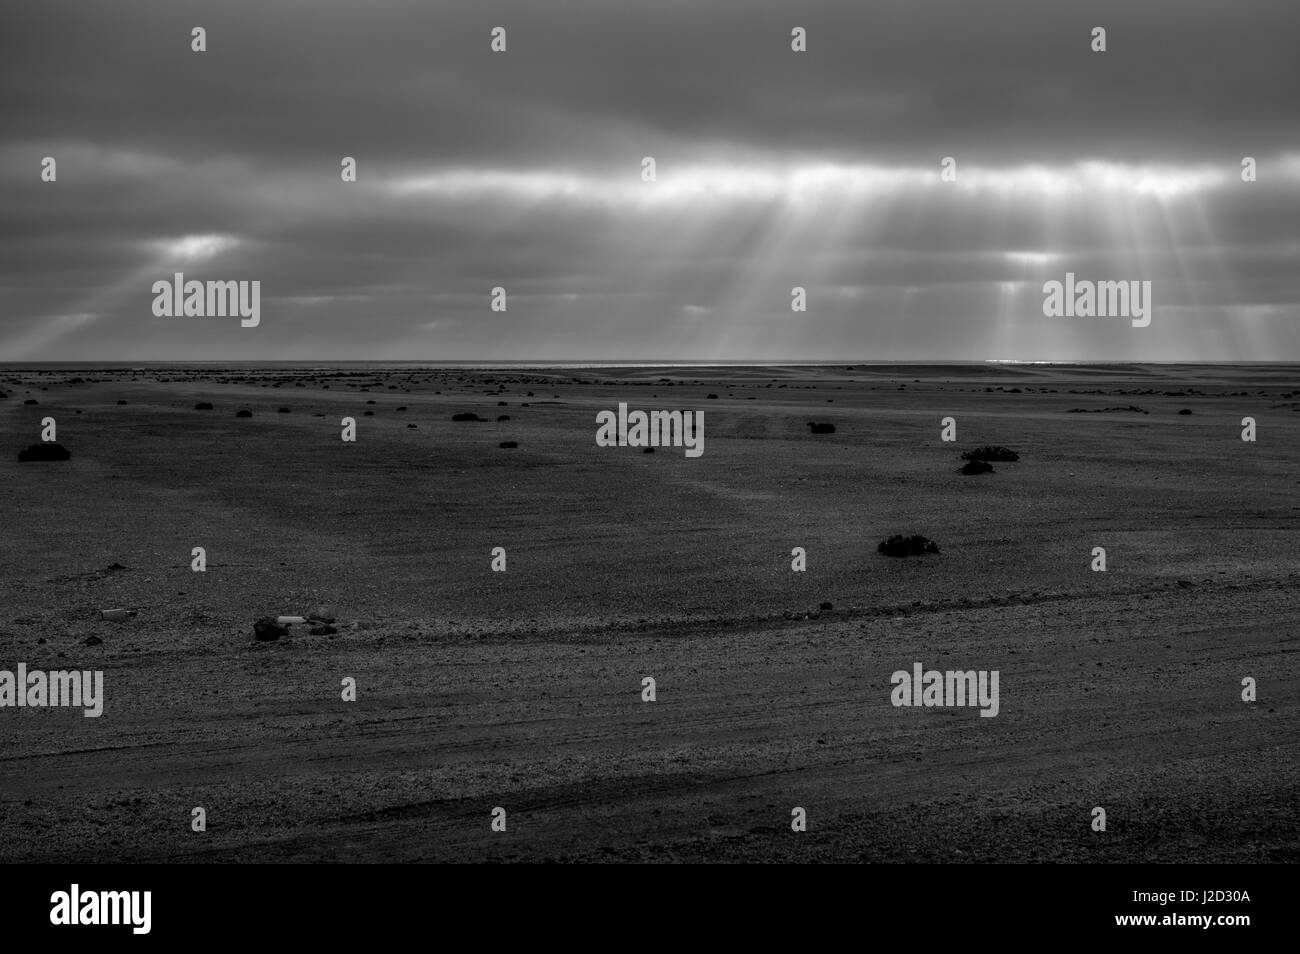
[151,272,260,327]
[50,885,150,934]
[1043,272,1151,327]
[595,402,704,457]
[1,664,103,717]
[891,662,999,717]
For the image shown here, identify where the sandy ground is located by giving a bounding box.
[1,363,1297,862]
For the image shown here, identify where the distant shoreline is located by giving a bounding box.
[4,360,1299,370]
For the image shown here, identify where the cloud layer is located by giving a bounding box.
[2,0,1297,361]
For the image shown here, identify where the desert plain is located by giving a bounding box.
[1,362,1297,862]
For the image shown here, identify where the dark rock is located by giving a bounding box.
[878,534,940,557]
[117,400,128,405]
[278,407,291,413]
[707,393,718,399]
[83,635,103,646]
[499,441,518,448]
[253,617,288,641]
[18,442,71,462]
[194,402,213,410]
[309,624,338,636]
[452,412,485,422]
[1178,408,1192,415]
[235,409,253,418]
[24,399,38,405]
[643,446,655,453]
[819,601,833,611]
[497,415,510,421]
[960,458,995,475]
[807,422,836,434]
[961,445,1019,462]
[105,562,128,572]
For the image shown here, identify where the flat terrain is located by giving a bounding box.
[1,363,1298,862]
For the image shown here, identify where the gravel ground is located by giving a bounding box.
[1,363,1297,862]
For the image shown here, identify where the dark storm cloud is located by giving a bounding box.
[5,0,1298,165]
[5,0,1294,164]
[1,0,1298,360]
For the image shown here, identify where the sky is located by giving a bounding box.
[2,0,1298,362]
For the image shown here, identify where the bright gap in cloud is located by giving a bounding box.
[384,158,1268,206]
[149,234,241,263]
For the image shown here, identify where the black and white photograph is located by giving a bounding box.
[1,0,1296,933]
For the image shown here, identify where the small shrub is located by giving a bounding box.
[878,535,940,557]
[961,445,1019,462]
